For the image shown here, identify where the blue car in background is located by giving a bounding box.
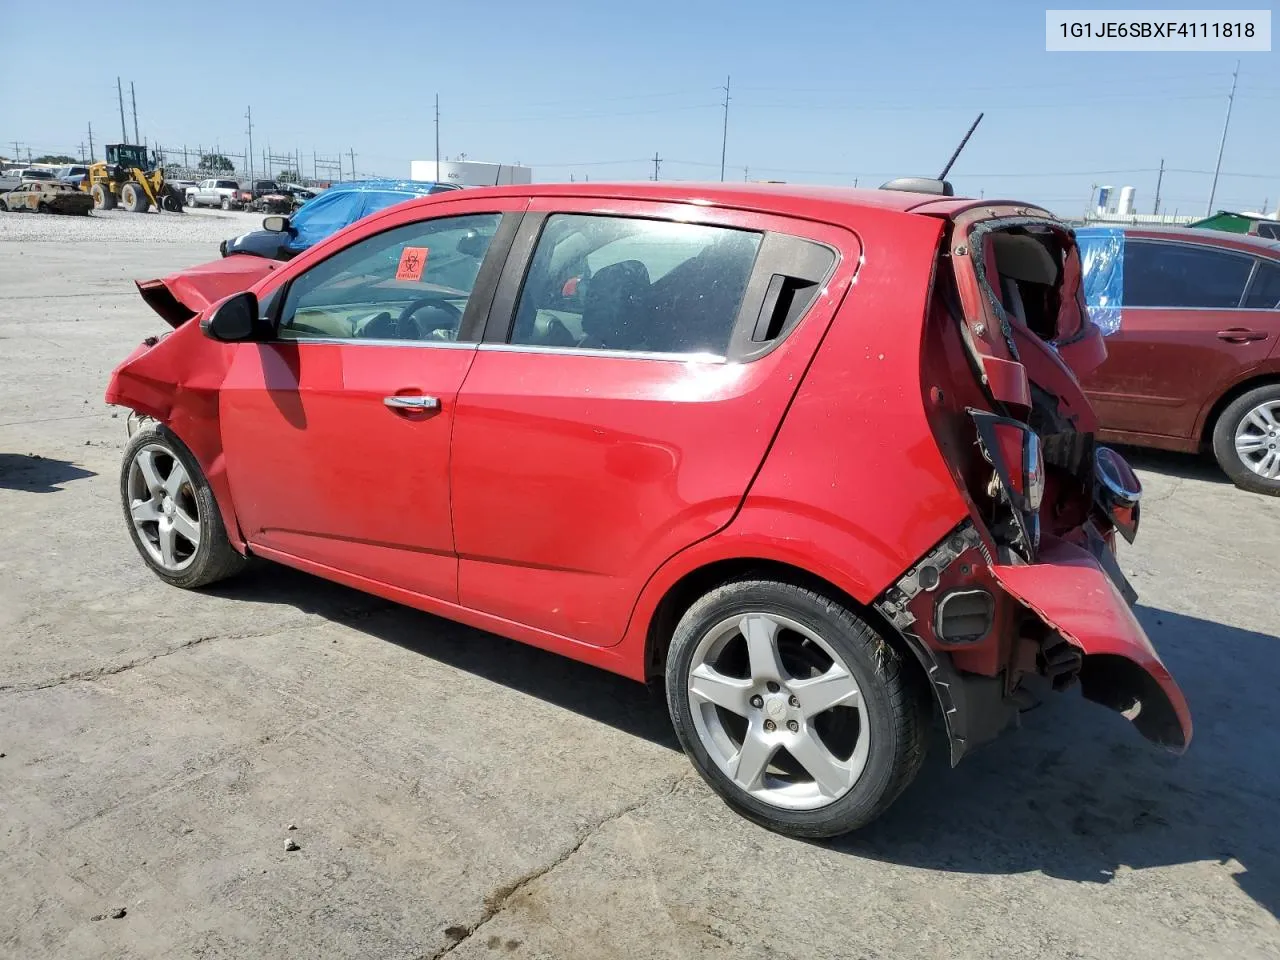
[219,179,462,261]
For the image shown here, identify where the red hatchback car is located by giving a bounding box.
[1076,225,1280,494]
[107,182,1191,837]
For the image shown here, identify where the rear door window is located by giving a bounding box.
[509,214,761,356]
[1124,240,1253,308]
[1244,259,1280,309]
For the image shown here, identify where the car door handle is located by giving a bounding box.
[383,394,440,410]
[1217,328,1267,343]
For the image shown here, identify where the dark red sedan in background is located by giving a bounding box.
[1077,226,1280,495]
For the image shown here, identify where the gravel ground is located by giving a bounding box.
[1,234,1278,959]
[0,207,261,246]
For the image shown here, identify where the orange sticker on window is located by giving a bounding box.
[395,246,429,281]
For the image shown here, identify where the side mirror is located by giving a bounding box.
[201,291,262,342]
[263,214,291,233]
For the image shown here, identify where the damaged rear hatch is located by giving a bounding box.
[921,197,1191,752]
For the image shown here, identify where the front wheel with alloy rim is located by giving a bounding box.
[665,580,930,838]
[1212,383,1280,496]
[120,424,247,588]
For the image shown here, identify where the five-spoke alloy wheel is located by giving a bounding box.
[119,424,247,588]
[1213,384,1280,496]
[666,580,930,838]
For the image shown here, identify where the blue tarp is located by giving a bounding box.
[1075,226,1124,336]
[288,179,445,253]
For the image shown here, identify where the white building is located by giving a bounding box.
[410,160,532,187]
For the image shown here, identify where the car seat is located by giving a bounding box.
[579,260,652,350]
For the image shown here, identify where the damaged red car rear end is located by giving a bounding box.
[105,181,1189,839]
[888,197,1190,766]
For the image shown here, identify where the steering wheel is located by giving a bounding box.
[395,296,463,339]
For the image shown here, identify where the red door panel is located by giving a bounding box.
[450,199,860,647]
[1082,307,1280,443]
[221,341,475,600]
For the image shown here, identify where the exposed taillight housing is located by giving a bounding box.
[1094,445,1142,543]
[970,409,1044,560]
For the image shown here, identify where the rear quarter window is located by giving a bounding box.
[1244,259,1280,309]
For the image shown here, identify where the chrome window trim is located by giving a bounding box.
[477,342,727,364]
[1115,305,1279,313]
[271,336,477,349]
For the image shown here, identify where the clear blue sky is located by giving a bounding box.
[1,0,1277,217]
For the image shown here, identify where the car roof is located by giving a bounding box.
[1078,223,1280,256]
[325,178,446,195]
[386,180,1045,225]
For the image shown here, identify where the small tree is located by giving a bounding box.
[199,153,234,173]
[34,154,77,164]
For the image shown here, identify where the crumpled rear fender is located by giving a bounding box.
[105,319,245,552]
[993,537,1191,753]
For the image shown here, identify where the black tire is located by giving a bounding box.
[121,182,149,213]
[1211,382,1280,496]
[91,183,116,210]
[665,579,930,838]
[37,202,49,214]
[119,422,248,589]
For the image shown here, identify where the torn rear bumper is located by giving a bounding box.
[993,537,1191,753]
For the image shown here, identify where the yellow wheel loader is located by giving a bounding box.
[82,144,185,213]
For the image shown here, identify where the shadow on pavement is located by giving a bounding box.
[208,565,1279,918]
[205,564,679,751]
[1117,444,1229,485]
[0,453,97,493]
[839,605,1280,919]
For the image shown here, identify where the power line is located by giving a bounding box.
[116,77,127,143]
[1207,60,1240,216]
[130,82,139,144]
[719,75,730,182]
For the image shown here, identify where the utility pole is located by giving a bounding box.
[719,74,730,182]
[1153,158,1165,215]
[434,94,440,178]
[743,165,749,181]
[117,77,128,142]
[349,147,356,180]
[245,106,254,181]
[79,142,86,162]
[652,151,662,180]
[87,123,94,162]
[130,81,139,143]
[1207,60,1239,217]
[10,140,20,162]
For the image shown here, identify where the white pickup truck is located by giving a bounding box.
[187,179,243,210]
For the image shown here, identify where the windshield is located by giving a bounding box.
[109,145,149,168]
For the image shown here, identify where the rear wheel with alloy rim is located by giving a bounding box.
[1212,384,1280,496]
[120,423,247,588]
[665,579,930,837]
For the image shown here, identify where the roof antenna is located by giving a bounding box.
[939,112,983,181]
